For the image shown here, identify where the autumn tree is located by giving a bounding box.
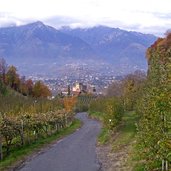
[19,76,28,96]
[106,71,146,111]
[6,65,20,91]
[63,96,77,112]
[122,71,146,111]
[32,81,51,98]
[25,79,33,96]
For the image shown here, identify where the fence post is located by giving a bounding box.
[162,159,169,171]
[0,135,3,160]
[166,160,168,171]
[162,159,165,171]
[21,119,24,145]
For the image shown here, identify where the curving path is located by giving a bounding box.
[17,112,101,171]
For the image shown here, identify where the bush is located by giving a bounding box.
[89,97,124,130]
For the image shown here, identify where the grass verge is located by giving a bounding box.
[88,111,110,144]
[88,111,104,121]
[111,111,147,171]
[112,111,137,151]
[98,127,110,144]
[0,119,81,171]
[90,111,144,170]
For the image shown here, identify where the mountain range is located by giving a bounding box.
[0,21,157,76]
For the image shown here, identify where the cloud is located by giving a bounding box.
[44,16,82,28]
[0,0,171,36]
[152,12,171,19]
[0,12,35,27]
[0,13,20,27]
[43,15,169,37]
[138,26,170,37]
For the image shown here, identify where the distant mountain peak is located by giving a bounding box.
[23,21,47,30]
[19,21,59,36]
[27,21,45,26]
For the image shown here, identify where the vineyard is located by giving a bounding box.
[0,93,77,161]
[75,95,96,112]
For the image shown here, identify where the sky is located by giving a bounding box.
[0,0,171,36]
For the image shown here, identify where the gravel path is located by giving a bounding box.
[17,112,101,171]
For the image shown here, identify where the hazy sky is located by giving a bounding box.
[0,0,171,36]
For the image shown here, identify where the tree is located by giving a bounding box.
[6,65,20,91]
[19,76,28,96]
[63,96,77,112]
[67,85,71,96]
[106,81,122,97]
[32,81,51,98]
[106,71,146,111]
[0,79,7,96]
[25,79,33,96]
[122,71,146,111]
[0,58,7,83]
[103,97,123,130]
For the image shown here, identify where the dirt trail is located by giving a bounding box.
[96,133,132,171]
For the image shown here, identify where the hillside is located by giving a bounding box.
[61,26,156,68]
[0,22,95,63]
[0,22,157,75]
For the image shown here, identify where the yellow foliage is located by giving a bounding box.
[63,96,77,112]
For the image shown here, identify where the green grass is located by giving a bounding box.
[98,127,110,144]
[89,111,138,149]
[111,111,146,171]
[110,111,139,170]
[90,110,142,170]
[88,111,110,144]
[88,111,104,121]
[90,110,146,170]
[133,164,146,171]
[112,111,137,151]
[0,119,81,171]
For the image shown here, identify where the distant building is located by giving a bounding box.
[72,82,87,95]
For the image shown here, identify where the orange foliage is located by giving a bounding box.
[32,81,52,98]
[25,79,33,95]
[146,32,171,60]
[63,96,77,112]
